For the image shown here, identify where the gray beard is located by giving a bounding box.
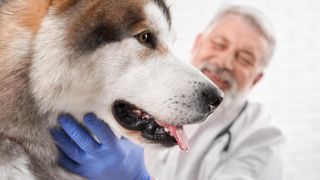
[218,90,248,112]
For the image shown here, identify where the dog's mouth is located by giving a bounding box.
[112,100,189,151]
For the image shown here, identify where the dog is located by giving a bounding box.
[0,0,223,179]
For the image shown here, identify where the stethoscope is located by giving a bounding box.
[213,101,248,152]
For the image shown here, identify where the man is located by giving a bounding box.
[52,5,284,180]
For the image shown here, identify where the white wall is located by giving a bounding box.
[169,0,320,179]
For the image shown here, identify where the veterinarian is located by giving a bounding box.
[52,5,284,180]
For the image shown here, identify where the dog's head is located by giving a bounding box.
[28,0,223,150]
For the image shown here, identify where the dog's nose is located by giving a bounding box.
[201,87,223,112]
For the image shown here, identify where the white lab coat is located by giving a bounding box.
[144,101,284,180]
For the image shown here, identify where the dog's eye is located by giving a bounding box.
[135,31,157,49]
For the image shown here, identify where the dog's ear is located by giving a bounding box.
[51,0,78,13]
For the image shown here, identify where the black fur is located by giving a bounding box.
[72,7,144,54]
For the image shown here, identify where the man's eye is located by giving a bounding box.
[212,41,226,51]
[135,31,156,49]
[238,56,254,66]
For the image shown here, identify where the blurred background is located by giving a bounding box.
[168,0,320,179]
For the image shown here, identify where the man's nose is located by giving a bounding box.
[216,51,235,70]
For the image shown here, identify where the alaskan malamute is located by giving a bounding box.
[0,0,223,179]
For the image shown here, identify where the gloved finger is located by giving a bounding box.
[58,149,82,175]
[83,113,117,146]
[51,129,89,164]
[58,114,100,153]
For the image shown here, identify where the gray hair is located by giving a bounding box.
[207,5,276,68]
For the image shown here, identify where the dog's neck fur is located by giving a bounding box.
[0,41,59,166]
[0,3,85,179]
[0,0,61,167]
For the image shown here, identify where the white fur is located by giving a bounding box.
[0,157,35,180]
[145,2,174,49]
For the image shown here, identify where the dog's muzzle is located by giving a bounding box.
[111,87,223,151]
[112,100,177,148]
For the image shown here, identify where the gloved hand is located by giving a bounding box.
[51,113,151,180]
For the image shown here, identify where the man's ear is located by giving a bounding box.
[51,0,78,13]
[252,72,263,87]
[192,33,204,53]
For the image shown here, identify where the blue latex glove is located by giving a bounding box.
[51,113,151,180]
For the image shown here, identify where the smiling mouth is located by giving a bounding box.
[202,68,230,91]
[112,100,189,151]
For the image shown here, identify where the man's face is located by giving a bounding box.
[191,14,268,98]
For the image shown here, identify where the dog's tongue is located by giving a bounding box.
[157,122,189,151]
[169,125,189,151]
